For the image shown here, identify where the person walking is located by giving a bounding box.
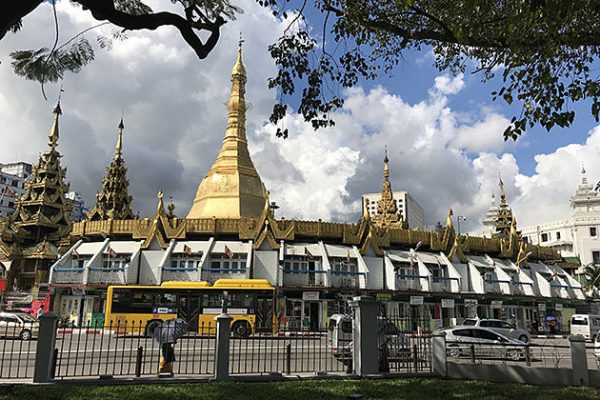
[159,343,176,376]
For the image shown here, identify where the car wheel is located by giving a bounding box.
[447,347,461,358]
[506,349,522,361]
[232,321,251,338]
[19,329,32,341]
[144,320,163,337]
[518,335,529,343]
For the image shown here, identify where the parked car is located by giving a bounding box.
[462,318,531,343]
[328,314,411,365]
[594,330,600,360]
[0,312,39,340]
[441,326,526,361]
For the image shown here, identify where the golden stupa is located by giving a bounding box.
[187,40,268,219]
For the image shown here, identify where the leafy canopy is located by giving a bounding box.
[4,0,600,140]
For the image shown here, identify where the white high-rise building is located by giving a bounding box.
[0,162,32,217]
[362,191,425,229]
[520,166,600,272]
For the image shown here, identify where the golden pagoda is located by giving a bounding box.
[494,175,516,240]
[8,101,72,289]
[372,150,405,228]
[87,118,136,221]
[187,39,268,220]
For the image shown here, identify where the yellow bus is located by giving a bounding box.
[105,279,275,337]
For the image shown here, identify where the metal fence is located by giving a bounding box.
[54,320,216,379]
[445,340,575,369]
[229,330,348,375]
[0,321,37,379]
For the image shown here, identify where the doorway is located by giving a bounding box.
[178,295,201,332]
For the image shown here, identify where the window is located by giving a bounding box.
[393,261,414,277]
[541,233,549,242]
[474,329,500,341]
[591,227,597,237]
[593,251,600,264]
[462,319,477,326]
[71,255,91,269]
[331,257,358,274]
[500,321,515,329]
[523,236,529,244]
[283,255,321,273]
[209,253,247,271]
[11,180,17,187]
[102,253,131,269]
[453,329,474,337]
[556,232,561,240]
[170,252,203,269]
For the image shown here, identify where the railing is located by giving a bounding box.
[430,276,459,293]
[54,320,216,379]
[330,272,361,289]
[483,279,511,294]
[446,340,572,368]
[283,270,326,287]
[378,315,432,374]
[0,321,37,380]
[396,275,425,291]
[229,329,347,375]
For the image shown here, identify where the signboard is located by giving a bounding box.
[441,299,454,309]
[555,303,563,311]
[71,286,86,296]
[302,291,320,301]
[410,296,424,305]
[538,303,546,311]
[376,293,392,302]
[152,307,177,314]
[464,299,478,307]
[490,300,503,309]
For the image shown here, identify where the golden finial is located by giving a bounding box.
[446,208,454,229]
[114,117,124,160]
[231,33,247,78]
[498,173,508,208]
[49,100,62,149]
[156,190,165,214]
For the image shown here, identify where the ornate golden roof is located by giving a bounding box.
[187,39,268,219]
[372,151,405,228]
[494,175,515,240]
[87,118,136,221]
[11,101,71,247]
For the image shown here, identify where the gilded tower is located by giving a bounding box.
[87,119,136,221]
[9,101,72,289]
[187,40,268,219]
[494,175,515,240]
[372,151,404,228]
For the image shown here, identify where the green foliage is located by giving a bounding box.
[262,1,600,140]
[10,37,94,83]
[583,263,600,297]
[114,0,153,16]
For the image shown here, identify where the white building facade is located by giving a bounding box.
[521,168,600,271]
[0,162,32,217]
[363,191,425,229]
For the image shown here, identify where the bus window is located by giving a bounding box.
[228,293,255,309]
[157,292,177,307]
[202,292,222,308]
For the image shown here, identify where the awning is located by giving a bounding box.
[467,255,493,269]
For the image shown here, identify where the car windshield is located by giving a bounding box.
[14,313,36,322]
[463,319,477,326]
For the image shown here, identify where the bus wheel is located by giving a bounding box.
[232,321,251,338]
[145,320,162,337]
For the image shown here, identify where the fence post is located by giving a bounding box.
[348,295,378,376]
[213,313,233,381]
[33,312,59,383]
[569,334,589,386]
[431,331,447,378]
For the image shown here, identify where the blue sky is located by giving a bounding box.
[0,1,598,234]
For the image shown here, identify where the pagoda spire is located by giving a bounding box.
[87,118,135,221]
[9,101,72,288]
[372,149,403,228]
[187,38,268,220]
[494,173,515,240]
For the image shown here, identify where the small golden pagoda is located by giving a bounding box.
[494,175,516,240]
[372,151,405,228]
[87,119,136,221]
[7,101,72,289]
[187,39,268,220]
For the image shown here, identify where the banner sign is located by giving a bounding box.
[376,293,392,302]
[490,300,503,309]
[302,291,320,301]
[464,299,478,307]
[441,299,454,308]
[410,296,424,305]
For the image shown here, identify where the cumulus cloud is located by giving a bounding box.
[0,1,596,236]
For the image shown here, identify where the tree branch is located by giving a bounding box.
[0,0,43,40]
[75,0,225,59]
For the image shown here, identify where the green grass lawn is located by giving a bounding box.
[0,379,598,400]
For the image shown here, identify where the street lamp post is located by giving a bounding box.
[457,215,467,234]
[269,201,280,218]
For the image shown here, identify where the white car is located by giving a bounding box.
[595,331,600,360]
[463,318,531,343]
[441,326,527,361]
[0,312,38,340]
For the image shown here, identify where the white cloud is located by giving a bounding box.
[433,73,465,95]
[0,1,596,237]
